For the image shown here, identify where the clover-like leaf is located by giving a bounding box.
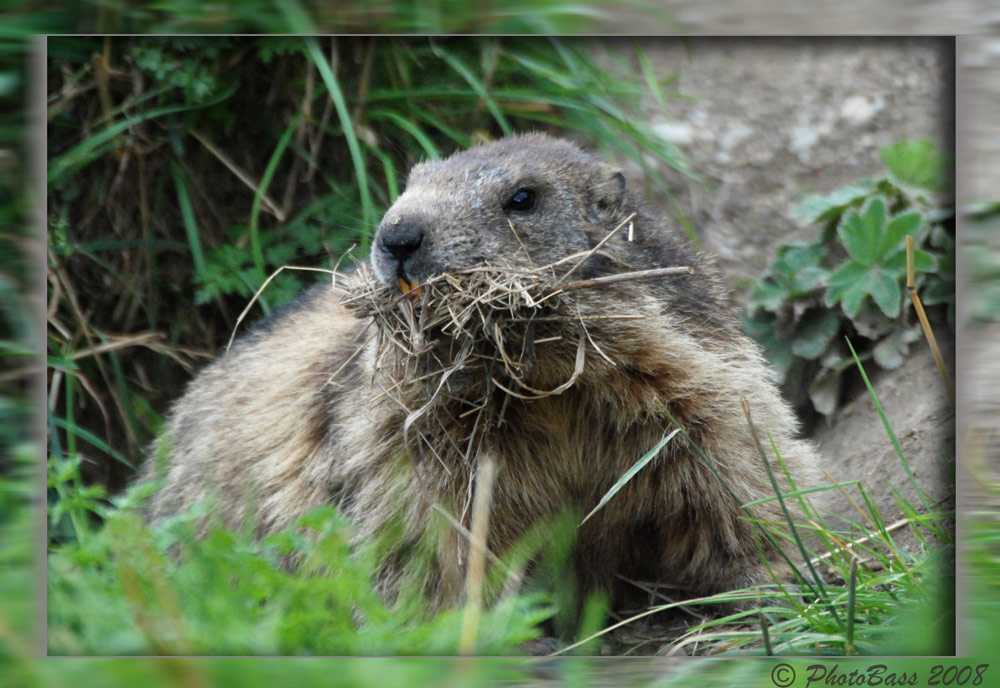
[879,139,950,192]
[778,242,826,272]
[882,247,934,275]
[826,261,901,319]
[866,267,902,318]
[747,278,790,314]
[828,195,929,320]
[825,261,868,314]
[838,196,887,267]
[921,279,952,306]
[851,300,894,339]
[773,243,829,297]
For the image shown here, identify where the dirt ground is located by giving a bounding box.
[630,38,956,549]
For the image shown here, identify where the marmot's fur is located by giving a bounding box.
[147,134,824,615]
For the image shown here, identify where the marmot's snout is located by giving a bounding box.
[373,202,452,290]
[374,214,427,288]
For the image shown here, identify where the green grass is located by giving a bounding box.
[41,33,696,658]
[2,0,673,34]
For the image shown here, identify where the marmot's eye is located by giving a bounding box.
[504,187,538,214]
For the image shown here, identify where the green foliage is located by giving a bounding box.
[825,198,928,319]
[47,460,554,656]
[744,139,953,417]
[130,42,224,102]
[5,0,660,34]
[0,29,41,666]
[968,506,1000,659]
[880,138,950,193]
[34,36,966,663]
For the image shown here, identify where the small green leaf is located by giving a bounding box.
[879,139,950,192]
[872,326,922,370]
[867,268,902,318]
[794,180,875,223]
[825,261,868,309]
[791,266,828,296]
[748,279,788,313]
[839,279,870,319]
[921,279,953,306]
[851,300,894,339]
[879,210,923,259]
[780,242,826,272]
[883,248,934,274]
[838,197,887,267]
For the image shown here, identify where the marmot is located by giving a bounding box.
[146,133,824,618]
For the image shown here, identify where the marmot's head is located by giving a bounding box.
[371,134,632,290]
[358,134,733,406]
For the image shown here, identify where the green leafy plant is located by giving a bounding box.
[825,197,928,319]
[743,139,954,417]
[47,457,557,656]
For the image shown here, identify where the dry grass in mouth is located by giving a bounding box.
[342,220,694,450]
[344,262,570,413]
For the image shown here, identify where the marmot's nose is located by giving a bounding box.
[377,218,425,266]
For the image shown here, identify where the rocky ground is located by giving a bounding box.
[629,37,956,559]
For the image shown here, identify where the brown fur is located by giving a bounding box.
[146,134,824,615]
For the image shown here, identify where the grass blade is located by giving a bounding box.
[846,555,858,654]
[579,429,680,526]
[169,161,206,281]
[306,37,374,229]
[367,108,440,159]
[845,337,932,513]
[50,415,135,469]
[432,43,512,137]
[249,112,300,277]
[48,86,236,186]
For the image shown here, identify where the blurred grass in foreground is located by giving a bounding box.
[0,0,673,35]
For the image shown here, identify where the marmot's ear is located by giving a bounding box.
[591,166,626,222]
